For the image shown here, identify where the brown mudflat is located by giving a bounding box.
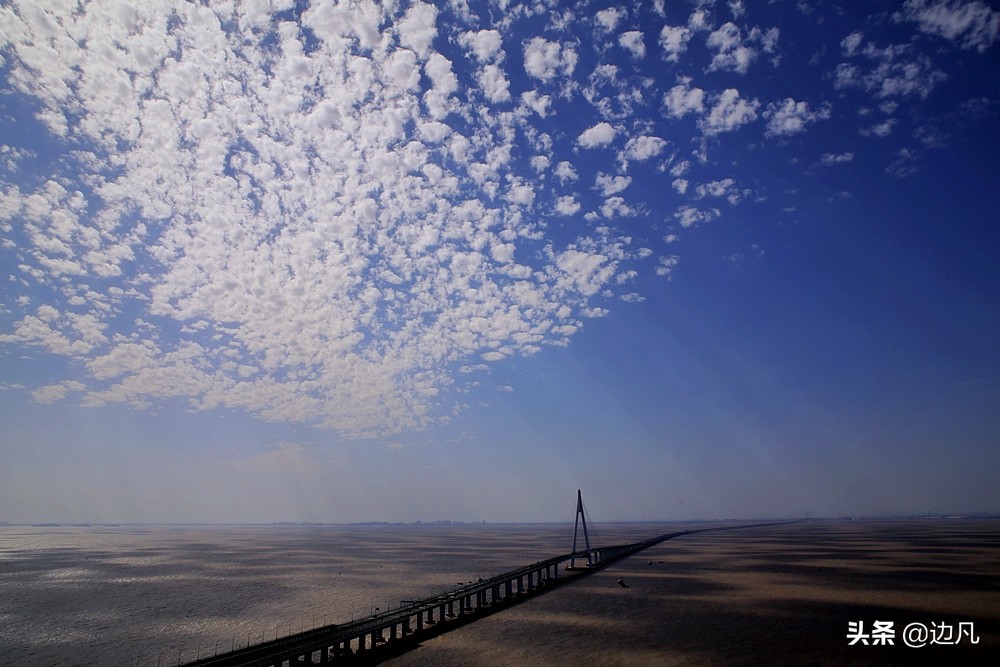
[385,520,1000,666]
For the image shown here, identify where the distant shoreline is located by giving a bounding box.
[2,514,999,528]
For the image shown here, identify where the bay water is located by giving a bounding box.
[0,522,665,665]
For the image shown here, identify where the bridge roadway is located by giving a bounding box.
[183,522,797,666]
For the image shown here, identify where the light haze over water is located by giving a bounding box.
[0,522,664,665]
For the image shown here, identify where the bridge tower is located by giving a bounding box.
[569,489,593,569]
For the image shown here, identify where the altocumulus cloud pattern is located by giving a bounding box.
[0,0,997,436]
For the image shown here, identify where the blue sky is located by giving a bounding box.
[1,0,998,523]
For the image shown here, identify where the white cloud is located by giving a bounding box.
[842,31,864,56]
[554,161,578,183]
[688,9,712,32]
[820,152,855,166]
[659,25,693,62]
[595,173,631,196]
[656,255,680,276]
[577,122,617,148]
[0,2,641,438]
[898,0,1000,52]
[700,89,760,135]
[619,31,646,59]
[707,22,758,73]
[675,205,721,227]
[398,1,439,59]
[478,63,511,102]
[555,196,581,215]
[459,29,504,62]
[833,40,947,100]
[523,37,578,82]
[553,248,617,297]
[764,98,832,137]
[861,118,897,137]
[595,8,625,32]
[520,90,553,117]
[530,155,551,173]
[622,135,667,162]
[694,178,750,205]
[663,79,705,118]
[425,51,459,101]
[670,160,692,177]
[31,381,86,404]
[600,196,635,218]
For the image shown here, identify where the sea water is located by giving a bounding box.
[0,522,665,666]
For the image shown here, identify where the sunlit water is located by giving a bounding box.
[0,523,671,666]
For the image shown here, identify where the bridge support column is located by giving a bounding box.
[505,580,513,598]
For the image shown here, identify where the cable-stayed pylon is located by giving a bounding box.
[569,488,593,569]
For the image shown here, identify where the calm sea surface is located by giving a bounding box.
[0,522,672,666]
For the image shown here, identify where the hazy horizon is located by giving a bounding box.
[2,1,999,524]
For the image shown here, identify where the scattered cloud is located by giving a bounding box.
[707,22,758,73]
[832,39,947,100]
[0,0,993,443]
[764,98,832,137]
[595,8,625,33]
[897,0,1000,52]
[555,195,582,215]
[700,89,760,135]
[460,29,505,62]
[694,178,751,205]
[664,78,706,118]
[660,25,693,62]
[656,255,680,277]
[675,205,722,228]
[622,135,668,162]
[820,151,855,166]
[577,122,618,148]
[523,37,578,82]
[554,160,579,183]
[478,64,511,102]
[595,173,632,196]
[0,1,644,437]
[706,22,779,74]
[619,31,646,59]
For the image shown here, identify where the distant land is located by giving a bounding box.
[2,513,998,528]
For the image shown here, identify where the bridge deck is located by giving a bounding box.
[183,523,795,666]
